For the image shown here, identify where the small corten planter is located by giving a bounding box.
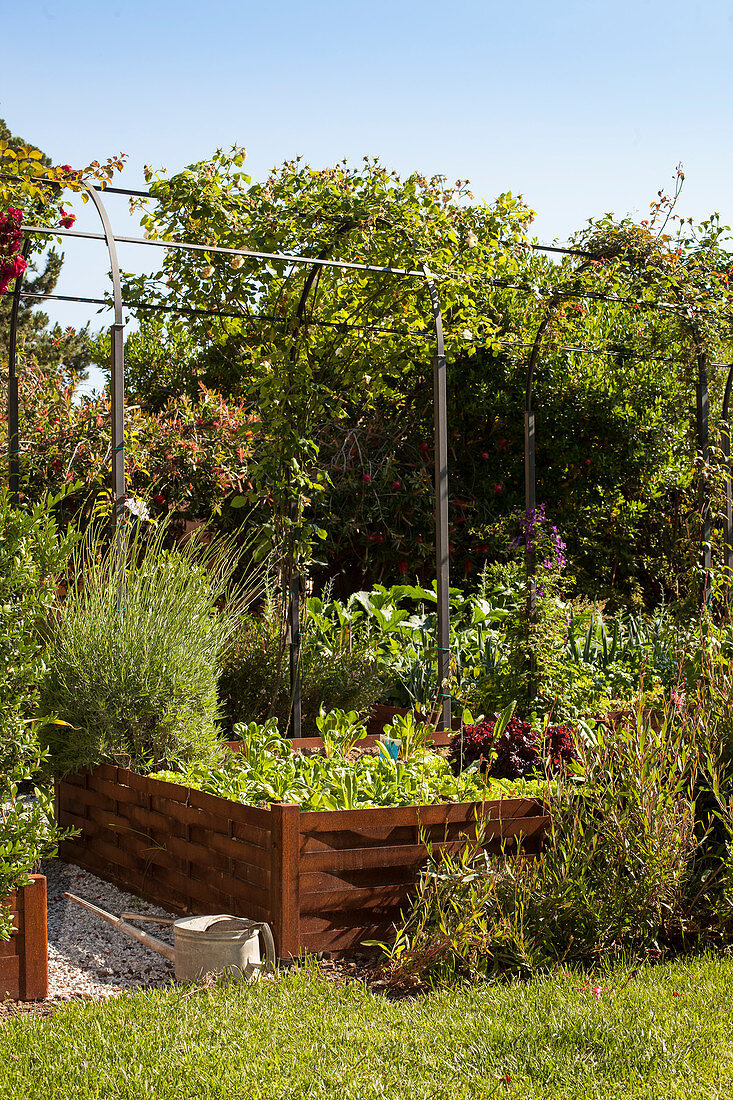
[0,875,49,1001]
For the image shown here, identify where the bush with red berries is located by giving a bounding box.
[448,715,577,780]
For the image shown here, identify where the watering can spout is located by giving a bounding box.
[64,893,176,962]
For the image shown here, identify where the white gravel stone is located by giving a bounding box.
[41,858,176,1001]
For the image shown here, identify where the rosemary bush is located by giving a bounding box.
[41,521,260,774]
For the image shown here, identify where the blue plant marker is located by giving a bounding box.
[382,737,400,761]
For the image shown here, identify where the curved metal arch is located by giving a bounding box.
[8,236,32,504]
[692,332,712,587]
[311,219,451,730]
[6,187,127,522]
[283,223,354,738]
[522,254,596,634]
[6,188,453,731]
[523,301,560,625]
[524,272,713,614]
[668,293,712,592]
[84,185,126,525]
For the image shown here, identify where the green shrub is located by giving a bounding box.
[299,638,383,734]
[0,489,75,938]
[219,610,286,734]
[41,522,256,774]
[383,708,732,984]
[219,602,383,737]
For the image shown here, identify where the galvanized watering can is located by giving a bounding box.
[66,893,277,983]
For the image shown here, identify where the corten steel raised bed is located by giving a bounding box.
[56,766,548,958]
[0,875,49,1001]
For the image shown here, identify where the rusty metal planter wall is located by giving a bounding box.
[0,875,49,1001]
[56,766,548,959]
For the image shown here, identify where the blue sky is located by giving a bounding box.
[2,0,732,347]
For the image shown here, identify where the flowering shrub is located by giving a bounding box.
[509,503,567,598]
[448,714,577,779]
[1,133,126,299]
[6,361,257,525]
[0,206,25,294]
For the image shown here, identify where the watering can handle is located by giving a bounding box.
[257,921,277,972]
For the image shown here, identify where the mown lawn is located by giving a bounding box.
[2,954,732,1099]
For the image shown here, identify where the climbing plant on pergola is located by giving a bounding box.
[3,149,733,732]
[518,204,733,616]
[1,152,537,736]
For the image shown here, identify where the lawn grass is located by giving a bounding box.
[1,954,732,1099]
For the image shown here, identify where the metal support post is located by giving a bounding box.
[7,238,30,504]
[696,356,712,584]
[110,322,126,528]
[288,555,302,739]
[422,263,451,733]
[722,364,733,579]
[524,408,537,621]
[433,350,451,732]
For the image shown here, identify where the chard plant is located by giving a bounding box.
[151,715,547,813]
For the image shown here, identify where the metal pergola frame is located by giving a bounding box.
[5,176,732,736]
[5,182,452,736]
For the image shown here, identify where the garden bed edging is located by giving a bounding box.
[0,875,49,1001]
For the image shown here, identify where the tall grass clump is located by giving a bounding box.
[41,520,262,775]
[383,707,733,985]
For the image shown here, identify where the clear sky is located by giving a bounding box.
[2,0,732,346]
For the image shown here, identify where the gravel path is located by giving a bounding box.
[41,859,176,1001]
[0,860,396,1018]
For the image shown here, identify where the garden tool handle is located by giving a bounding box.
[121,912,176,925]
